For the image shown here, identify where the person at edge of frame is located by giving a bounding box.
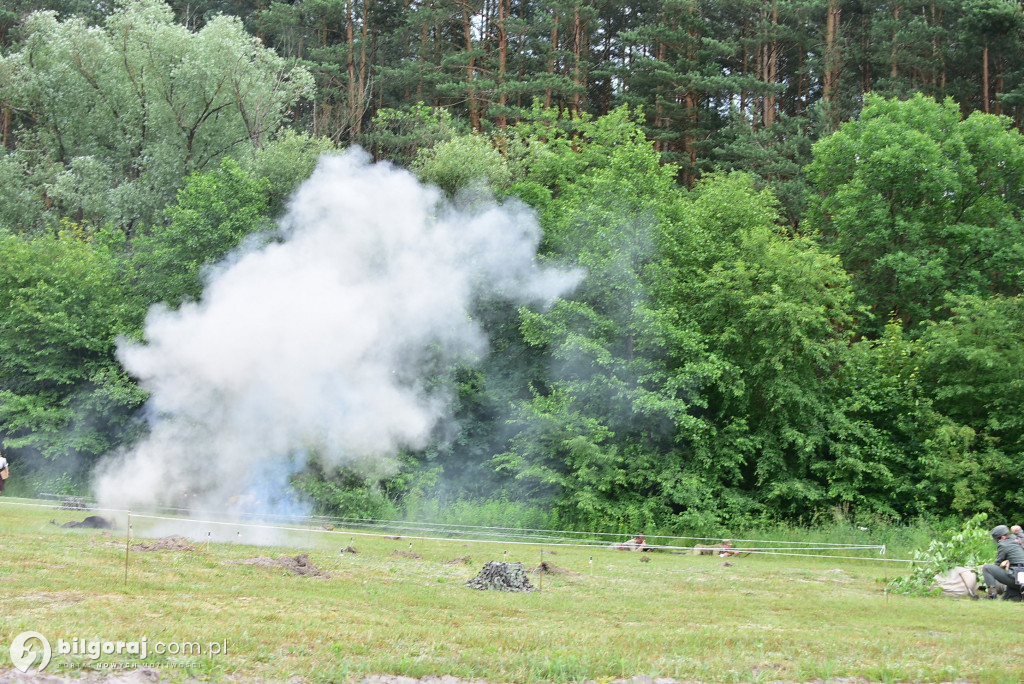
[982,525,1024,601]
[0,450,8,495]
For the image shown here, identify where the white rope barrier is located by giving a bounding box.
[0,497,921,563]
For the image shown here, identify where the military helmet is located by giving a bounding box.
[991,524,1010,540]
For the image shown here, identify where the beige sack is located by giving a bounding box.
[931,566,978,597]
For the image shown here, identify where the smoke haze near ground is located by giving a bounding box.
[92,148,578,517]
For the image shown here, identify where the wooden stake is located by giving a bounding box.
[123,511,131,585]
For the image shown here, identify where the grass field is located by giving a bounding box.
[1,498,1022,684]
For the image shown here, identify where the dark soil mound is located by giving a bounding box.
[530,560,579,575]
[392,550,423,559]
[54,515,115,529]
[444,556,472,565]
[230,553,329,577]
[466,561,536,592]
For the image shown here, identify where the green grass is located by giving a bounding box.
[1,498,1021,683]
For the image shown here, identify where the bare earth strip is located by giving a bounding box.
[0,670,971,684]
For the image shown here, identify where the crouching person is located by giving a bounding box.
[982,525,1024,601]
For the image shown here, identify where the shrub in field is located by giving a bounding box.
[291,468,399,520]
[886,513,990,595]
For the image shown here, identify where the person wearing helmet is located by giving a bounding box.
[982,525,1024,600]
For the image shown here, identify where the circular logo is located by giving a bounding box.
[10,631,52,673]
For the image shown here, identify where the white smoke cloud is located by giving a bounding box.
[92,147,579,517]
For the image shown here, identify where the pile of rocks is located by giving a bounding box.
[465,561,536,592]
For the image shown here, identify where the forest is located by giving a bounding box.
[1,0,1023,532]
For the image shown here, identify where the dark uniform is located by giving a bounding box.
[983,531,1024,600]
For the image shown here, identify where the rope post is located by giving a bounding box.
[123,510,131,586]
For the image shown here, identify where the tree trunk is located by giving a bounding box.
[823,0,841,127]
[763,0,778,129]
[546,15,559,108]
[982,43,989,114]
[741,17,749,123]
[496,0,508,127]
[995,71,1003,116]
[462,0,480,130]
[418,20,428,102]
[891,5,900,80]
[346,0,357,139]
[571,4,583,115]
[933,3,945,89]
[355,0,369,134]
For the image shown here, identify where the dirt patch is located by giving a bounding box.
[358,676,968,684]
[0,666,163,683]
[392,550,423,559]
[466,561,536,592]
[228,553,329,577]
[0,669,973,684]
[529,560,579,576]
[443,556,472,565]
[132,536,196,552]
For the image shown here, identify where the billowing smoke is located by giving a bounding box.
[92,148,578,519]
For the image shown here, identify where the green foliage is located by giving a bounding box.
[825,322,948,517]
[291,466,399,520]
[659,172,858,519]
[887,513,991,596]
[806,93,1024,332]
[711,111,819,228]
[241,129,337,216]
[411,134,512,197]
[496,106,709,531]
[130,157,273,308]
[359,103,460,167]
[403,495,555,530]
[6,470,85,498]
[507,104,657,211]
[0,225,146,462]
[915,294,1024,511]
[497,111,861,529]
[0,0,314,233]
